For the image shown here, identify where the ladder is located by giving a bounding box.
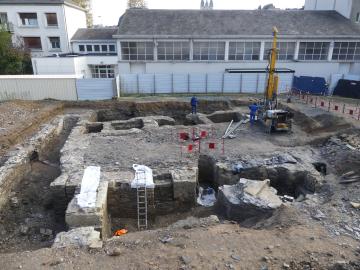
[135,171,148,230]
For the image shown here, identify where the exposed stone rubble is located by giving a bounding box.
[168,215,220,229]
[52,227,102,249]
[204,153,324,195]
[50,112,93,215]
[217,178,282,222]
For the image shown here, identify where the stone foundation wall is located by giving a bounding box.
[50,112,94,215]
[107,167,198,219]
[0,115,77,210]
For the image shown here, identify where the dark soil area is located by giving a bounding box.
[0,118,75,253]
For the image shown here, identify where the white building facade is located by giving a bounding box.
[305,0,360,23]
[33,8,360,88]
[0,0,87,56]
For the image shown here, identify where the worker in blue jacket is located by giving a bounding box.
[191,96,198,114]
[249,103,259,124]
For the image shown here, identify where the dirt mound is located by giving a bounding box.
[241,205,303,229]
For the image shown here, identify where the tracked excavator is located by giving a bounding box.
[261,27,293,133]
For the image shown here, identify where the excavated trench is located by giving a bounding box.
[94,100,232,125]
[0,116,78,253]
[198,155,318,199]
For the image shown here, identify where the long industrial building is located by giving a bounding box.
[32,1,360,93]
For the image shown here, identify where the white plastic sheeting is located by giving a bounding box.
[131,164,155,188]
[76,166,101,208]
[197,187,217,207]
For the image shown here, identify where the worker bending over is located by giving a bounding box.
[191,96,198,114]
[249,103,259,124]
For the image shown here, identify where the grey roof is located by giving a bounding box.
[71,28,118,41]
[0,0,83,9]
[116,9,360,38]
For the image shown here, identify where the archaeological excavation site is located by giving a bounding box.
[0,97,359,269]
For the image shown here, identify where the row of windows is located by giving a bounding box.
[23,36,61,50]
[89,65,115,78]
[78,44,116,53]
[119,41,360,62]
[332,42,360,61]
[298,42,330,61]
[229,42,261,61]
[158,41,190,60]
[121,42,154,60]
[16,12,58,27]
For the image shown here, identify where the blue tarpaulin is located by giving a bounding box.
[292,76,328,95]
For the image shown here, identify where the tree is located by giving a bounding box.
[0,30,32,75]
[127,0,147,9]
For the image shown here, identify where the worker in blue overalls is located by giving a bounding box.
[191,96,198,114]
[249,102,259,124]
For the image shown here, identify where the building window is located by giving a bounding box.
[356,12,360,23]
[86,45,92,52]
[101,45,108,52]
[94,45,100,52]
[121,42,154,61]
[45,13,58,26]
[49,37,60,49]
[89,65,115,78]
[23,37,42,50]
[19,13,38,26]
[158,41,190,61]
[298,42,330,61]
[0,13,8,24]
[264,42,296,61]
[79,45,85,52]
[332,42,360,61]
[109,44,116,52]
[228,42,261,61]
[193,41,225,61]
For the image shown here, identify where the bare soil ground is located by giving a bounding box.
[0,97,359,270]
[0,100,64,165]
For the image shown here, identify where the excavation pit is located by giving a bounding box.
[111,119,145,130]
[198,154,322,199]
[86,123,104,133]
[0,115,79,252]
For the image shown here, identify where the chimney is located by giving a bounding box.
[209,0,214,9]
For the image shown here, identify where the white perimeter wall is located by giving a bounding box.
[32,56,118,78]
[118,61,350,82]
[0,76,78,101]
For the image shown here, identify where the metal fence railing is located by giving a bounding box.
[291,89,360,121]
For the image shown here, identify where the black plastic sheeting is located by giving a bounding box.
[292,76,328,95]
[333,79,360,99]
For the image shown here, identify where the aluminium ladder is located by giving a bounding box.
[135,171,148,230]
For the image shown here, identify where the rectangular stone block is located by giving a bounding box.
[171,167,198,205]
